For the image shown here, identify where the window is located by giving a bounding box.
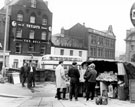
[30,16,36,23]
[17,14,23,21]
[91,35,97,44]
[13,59,18,68]
[70,50,73,56]
[41,31,47,40]
[90,47,97,57]
[60,49,64,55]
[16,43,21,53]
[131,45,134,50]
[29,30,34,39]
[42,18,47,25]
[16,28,22,38]
[31,0,36,8]
[29,44,34,52]
[40,45,46,54]
[79,51,82,57]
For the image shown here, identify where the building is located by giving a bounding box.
[88,25,116,60]
[51,23,88,62]
[52,23,116,62]
[125,28,135,62]
[0,0,52,69]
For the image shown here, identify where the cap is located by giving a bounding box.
[89,63,95,68]
[72,62,77,65]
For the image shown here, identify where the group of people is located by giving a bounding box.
[20,61,36,89]
[55,61,97,101]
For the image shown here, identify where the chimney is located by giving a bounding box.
[44,1,48,7]
[61,27,64,34]
[83,22,85,27]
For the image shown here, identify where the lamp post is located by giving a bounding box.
[2,1,9,76]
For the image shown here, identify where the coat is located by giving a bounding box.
[55,64,67,88]
[68,66,80,83]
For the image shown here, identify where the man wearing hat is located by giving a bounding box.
[68,62,80,101]
[84,63,97,101]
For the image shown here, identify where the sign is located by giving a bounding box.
[130,3,135,27]
[11,20,51,30]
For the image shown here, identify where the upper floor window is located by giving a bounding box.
[29,30,35,39]
[15,43,21,54]
[41,31,47,40]
[42,18,47,25]
[29,43,34,52]
[31,0,36,8]
[40,45,46,54]
[16,28,22,38]
[17,13,23,21]
[30,15,36,23]
[91,35,97,44]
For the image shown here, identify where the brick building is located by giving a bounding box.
[0,0,52,68]
[88,25,116,60]
[52,23,116,61]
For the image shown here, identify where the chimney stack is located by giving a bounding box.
[45,1,48,7]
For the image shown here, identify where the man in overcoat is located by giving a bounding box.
[55,61,67,100]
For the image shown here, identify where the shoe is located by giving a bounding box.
[70,99,72,101]
[62,98,68,100]
[57,98,62,100]
[22,84,25,87]
[75,99,78,101]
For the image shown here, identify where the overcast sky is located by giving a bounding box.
[1,0,135,57]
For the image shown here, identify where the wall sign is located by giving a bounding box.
[11,20,51,30]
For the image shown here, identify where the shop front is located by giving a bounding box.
[81,60,135,103]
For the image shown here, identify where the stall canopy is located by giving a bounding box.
[81,60,135,79]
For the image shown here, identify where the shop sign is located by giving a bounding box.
[11,21,49,30]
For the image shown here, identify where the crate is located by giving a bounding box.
[129,79,135,103]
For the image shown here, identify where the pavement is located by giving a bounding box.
[0,82,135,107]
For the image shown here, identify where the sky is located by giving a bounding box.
[0,0,135,57]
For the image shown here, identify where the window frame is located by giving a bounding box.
[17,13,23,21]
[15,43,21,54]
[29,30,35,39]
[41,31,47,40]
[16,27,22,38]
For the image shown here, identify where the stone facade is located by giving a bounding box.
[125,28,135,62]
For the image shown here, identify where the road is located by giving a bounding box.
[1,82,135,107]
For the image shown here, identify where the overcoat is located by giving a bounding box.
[55,64,67,88]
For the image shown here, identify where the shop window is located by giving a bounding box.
[60,49,64,55]
[41,31,47,40]
[16,27,22,38]
[15,43,21,54]
[29,30,34,39]
[31,0,36,8]
[17,13,23,21]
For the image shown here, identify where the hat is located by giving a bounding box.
[89,63,95,68]
[72,62,77,65]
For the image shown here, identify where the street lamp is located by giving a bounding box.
[2,1,10,76]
